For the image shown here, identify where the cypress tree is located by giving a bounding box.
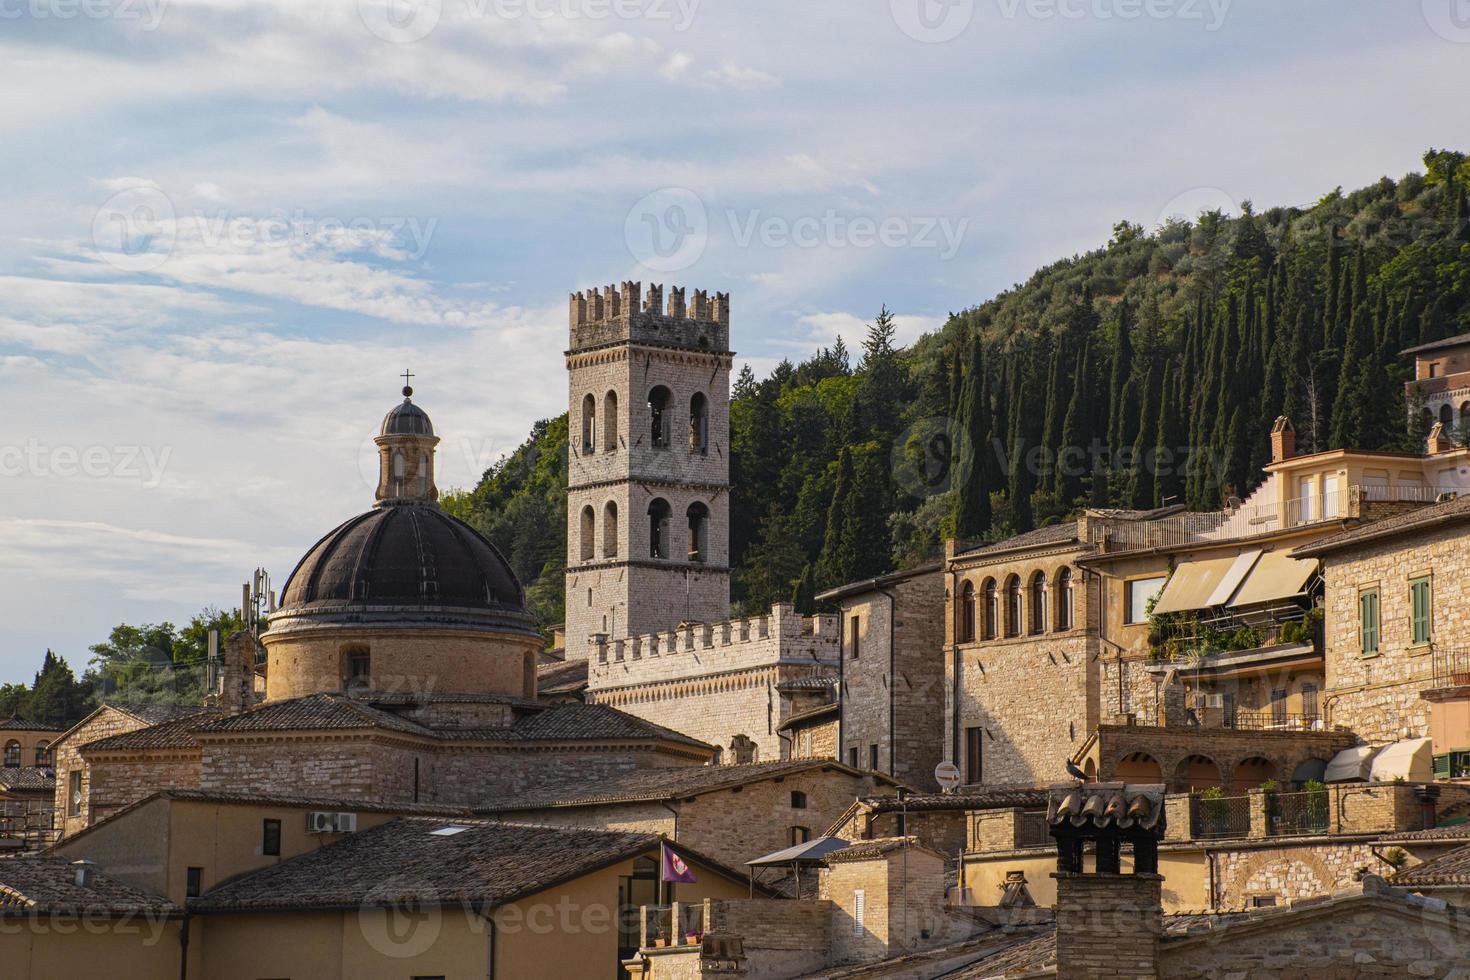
[815,448,857,590]
[1056,344,1089,504]
[952,338,992,539]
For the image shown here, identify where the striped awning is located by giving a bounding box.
[1152,555,1243,615]
[1228,549,1318,608]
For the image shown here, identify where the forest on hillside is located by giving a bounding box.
[446,149,1470,638]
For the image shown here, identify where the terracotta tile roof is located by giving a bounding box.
[813,561,943,603]
[1291,494,1470,556]
[1392,843,1470,886]
[82,710,223,752]
[1403,331,1470,356]
[823,836,947,864]
[1377,822,1470,844]
[505,703,712,748]
[189,818,663,912]
[360,691,542,709]
[536,658,588,696]
[859,789,1048,814]
[0,717,63,733]
[775,676,838,692]
[776,702,838,732]
[958,522,1080,558]
[943,928,1057,978]
[197,694,437,738]
[0,858,178,916]
[1047,783,1165,831]
[107,702,209,726]
[478,760,884,811]
[0,767,56,792]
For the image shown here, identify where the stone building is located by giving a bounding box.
[816,562,945,789]
[0,716,60,769]
[573,284,844,765]
[1405,330,1470,439]
[53,388,726,839]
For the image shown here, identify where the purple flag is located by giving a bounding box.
[661,843,697,884]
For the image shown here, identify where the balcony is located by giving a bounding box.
[1431,647,1470,689]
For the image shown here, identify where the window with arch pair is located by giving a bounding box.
[647,499,710,563]
[646,387,710,454]
[581,391,620,455]
[959,568,1074,642]
[579,502,620,561]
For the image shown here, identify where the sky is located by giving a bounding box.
[1,0,1468,682]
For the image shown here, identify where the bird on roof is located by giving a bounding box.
[1065,759,1088,783]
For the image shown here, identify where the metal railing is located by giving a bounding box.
[1268,790,1331,836]
[1228,712,1326,732]
[1190,794,1252,840]
[1433,647,1470,688]
[642,903,705,947]
[1017,811,1052,848]
[0,802,58,849]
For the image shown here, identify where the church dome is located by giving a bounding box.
[381,390,434,436]
[270,504,537,638]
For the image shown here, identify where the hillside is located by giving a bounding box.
[445,149,1470,639]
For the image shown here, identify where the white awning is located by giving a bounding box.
[746,836,850,866]
[1324,745,1378,783]
[1205,550,1262,607]
[1369,737,1434,783]
[1227,549,1318,608]
[1152,555,1243,615]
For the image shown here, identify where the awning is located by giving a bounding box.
[1151,555,1244,614]
[1227,549,1318,608]
[746,837,850,867]
[1369,737,1434,783]
[1324,745,1378,783]
[1291,758,1328,784]
[1206,550,1262,606]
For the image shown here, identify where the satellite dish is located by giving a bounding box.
[934,761,962,793]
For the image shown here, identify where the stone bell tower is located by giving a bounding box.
[564,283,733,659]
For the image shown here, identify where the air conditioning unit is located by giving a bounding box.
[306,812,335,834]
[335,813,358,833]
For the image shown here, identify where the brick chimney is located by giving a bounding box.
[1428,421,1456,455]
[216,631,258,716]
[1270,416,1296,463]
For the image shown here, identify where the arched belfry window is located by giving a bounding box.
[1441,403,1455,428]
[983,579,998,640]
[1030,571,1049,635]
[648,499,672,559]
[392,451,405,497]
[580,505,596,562]
[1005,576,1022,638]
[649,386,672,448]
[603,391,619,453]
[689,392,709,454]
[960,581,976,642]
[687,503,710,563]
[1057,567,1075,631]
[603,501,619,558]
[418,453,429,497]
[2,741,18,768]
[582,394,597,454]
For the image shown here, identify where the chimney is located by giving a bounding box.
[215,631,258,716]
[72,859,96,889]
[1270,416,1296,463]
[1048,784,1166,980]
[1428,421,1456,455]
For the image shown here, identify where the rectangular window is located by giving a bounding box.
[1301,683,1318,719]
[1125,577,1167,625]
[186,867,203,898]
[1271,689,1288,724]
[853,889,866,935]
[966,727,984,784]
[68,771,81,816]
[1411,577,1432,645]
[869,744,879,771]
[1360,590,1380,655]
[848,746,859,769]
[262,818,282,857]
[849,615,861,659]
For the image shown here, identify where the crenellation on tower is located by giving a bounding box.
[567,281,732,354]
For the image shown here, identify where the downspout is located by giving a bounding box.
[660,801,679,840]
[880,587,899,778]
[950,567,962,768]
[487,909,497,980]
[838,603,846,763]
[1206,850,1217,910]
[178,912,190,980]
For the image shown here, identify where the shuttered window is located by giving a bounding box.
[1411,577,1432,646]
[1359,590,1380,656]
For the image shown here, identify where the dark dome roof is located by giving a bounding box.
[270,505,537,637]
[381,396,434,437]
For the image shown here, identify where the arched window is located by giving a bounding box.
[687,503,710,563]
[2,741,18,768]
[959,581,976,642]
[34,741,50,767]
[1056,568,1075,632]
[983,579,999,640]
[689,392,709,453]
[1030,571,1049,635]
[648,386,672,448]
[1005,576,1022,638]
[418,453,429,497]
[1460,402,1470,436]
[392,451,405,496]
[648,499,672,559]
[603,391,619,453]
[581,393,597,454]
[602,501,619,558]
[1441,403,1455,428]
[791,790,808,809]
[580,505,596,561]
[342,646,371,689]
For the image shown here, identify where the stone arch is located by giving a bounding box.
[959,580,977,642]
[581,393,597,454]
[603,390,619,452]
[1229,757,1278,792]
[1172,754,1223,792]
[686,502,710,563]
[580,505,596,562]
[1225,850,1335,908]
[1441,402,1455,428]
[602,501,619,558]
[1055,566,1074,631]
[2,741,18,768]
[1004,575,1022,637]
[1029,570,1049,635]
[689,392,709,453]
[648,385,673,448]
[982,578,998,640]
[1116,752,1163,783]
[648,499,672,559]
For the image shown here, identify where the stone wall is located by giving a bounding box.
[1320,521,1470,742]
[1054,873,1163,980]
[198,736,423,800]
[83,750,201,826]
[1212,839,1381,908]
[589,605,839,763]
[785,714,837,762]
[836,569,946,790]
[946,541,1095,787]
[1088,724,1357,792]
[53,707,153,838]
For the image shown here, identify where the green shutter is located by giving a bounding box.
[1411,578,1431,645]
[1435,753,1452,780]
[1360,591,1379,655]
